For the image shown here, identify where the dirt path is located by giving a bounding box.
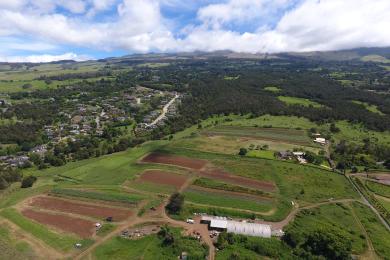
[255,199,359,230]
[0,218,63,259]
[347,175,390,232]
[347,203,379,260]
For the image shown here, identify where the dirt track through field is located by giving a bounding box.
[199,169,276,192]
[22,209,95,238]
[138,170,189,189]
[141,153,207,170]
[29,196,133,221]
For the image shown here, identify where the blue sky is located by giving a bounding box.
[0,0,389,62]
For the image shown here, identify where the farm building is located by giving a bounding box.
[201,216,271,238]
[314,137,326,145]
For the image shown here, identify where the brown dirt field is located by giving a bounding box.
[141,153,207,170]
[139,170,188,189]
[29,196,133,221]
[22,209,95,238]
[199,169,276,192]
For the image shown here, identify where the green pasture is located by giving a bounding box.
[200,125,313,146]
[351,100,385,115]
[278,96,324,108]
[29,141,167,185]
[285,203,367,254]
[376,196,390,212]
[361,55,390,63]
[127,180,176,195]
[351,202,390,259]
[192,178,271,197]
[246,150,275,159]
[191,114,390,146]
[224,75,240,80]
[264,86,281,92]
[184,187,274,213]
[50,188,146,205]
[365,180,390,198]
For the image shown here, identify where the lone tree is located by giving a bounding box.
[238,148,248,156]
[21,175,37,188]
[158,225,175,246]
[165,192,184,214]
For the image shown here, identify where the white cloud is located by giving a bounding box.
[0,0,390,58]
[197,0,291,29]
[0,52,89,63]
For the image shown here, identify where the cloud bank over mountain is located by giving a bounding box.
[0,0,389,62]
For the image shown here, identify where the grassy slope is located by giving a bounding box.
[366,180,390,198]
[184,187,273,213]
[278,96,324,108]
[351,100,385,115]
[285,203,367,254]
[93,229,207,260]
[351,202,390,259]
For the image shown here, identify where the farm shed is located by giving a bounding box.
[314,137,326,145]
[201,216,271,238]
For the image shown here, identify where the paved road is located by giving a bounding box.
[146,94,178,127]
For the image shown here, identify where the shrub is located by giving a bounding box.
[166,192,184,214]
[21,175,37,188]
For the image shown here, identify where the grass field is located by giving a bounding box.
[50,188,146,204]
[246,150,275,159]
[365,180,390,198]
[278,96,324,108]
[192,177,271,197]
[351,202,390,259]
[127,180,176,195]
[93,228,207,260]
[264,86,281,92]
[285,203,367,254]
[351,100,385,115]
[216,236,292,259]
[201,125,313,146]
[376,196,390,212]
[184,186,274,213]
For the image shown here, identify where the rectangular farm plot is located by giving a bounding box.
[22,209,95,238]
[201,126,312,146]
[198,169,276,192]
[29,196,133,221]
[141,153,207,170]
[184,186,274,213]
[138,170,189,189]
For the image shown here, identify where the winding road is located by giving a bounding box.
[146,94,179,127]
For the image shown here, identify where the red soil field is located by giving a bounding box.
[141,153,207,170]
[22,209,95,238]
[139,170,188,189]
[199,169,276,192]
[30,196,133,221]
